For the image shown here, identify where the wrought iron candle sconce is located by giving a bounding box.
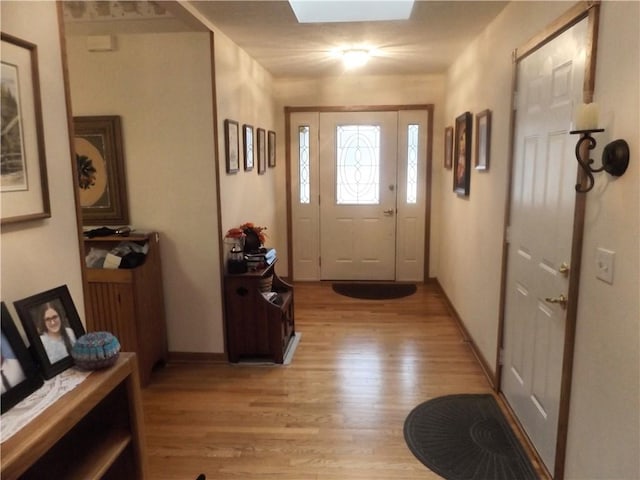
[569,129,630,193]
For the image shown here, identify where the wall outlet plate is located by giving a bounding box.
[596,248,615,284]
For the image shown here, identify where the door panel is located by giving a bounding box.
[396,110,428,281]
[290,113,321,281]
[502,19,587,472]
[319,112,398,280]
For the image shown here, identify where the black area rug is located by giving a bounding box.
[332,282,416,300]
[404,394,538,480]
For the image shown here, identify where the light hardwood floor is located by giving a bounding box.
[142,282,540,479]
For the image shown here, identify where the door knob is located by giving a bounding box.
[545,294,568,309]
[383,209,394,215]
[558,262,570,277]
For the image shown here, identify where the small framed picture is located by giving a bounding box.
[224,119,240,174]
[444,126,453,170]
[268,130,276,168]
[257,128,266,175]
[243,124,254,171]
[1,302,43,413]
[14,285,86,379]
[453,112,472,196]
[475,110,492,171]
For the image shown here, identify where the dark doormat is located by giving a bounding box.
[404,394,538,480]
[332,282,416,300]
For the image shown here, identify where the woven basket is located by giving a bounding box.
[71,331,121,370]
[258,275,273,292]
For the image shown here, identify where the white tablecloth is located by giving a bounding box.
[0,368,91,443]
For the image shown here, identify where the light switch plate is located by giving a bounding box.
[596,248,615,284]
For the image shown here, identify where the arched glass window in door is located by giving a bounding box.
[336,125,380,204]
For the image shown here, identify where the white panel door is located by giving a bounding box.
[501,20,587,472]
[319,111,398,280]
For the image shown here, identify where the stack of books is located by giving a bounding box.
[245,248,276,270]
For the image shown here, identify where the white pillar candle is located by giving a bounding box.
[574,102,599,130]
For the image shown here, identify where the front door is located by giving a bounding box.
[319,111,398,280]
[289,108,430,282]
[501,19,588,472]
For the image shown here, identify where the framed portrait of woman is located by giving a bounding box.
[453,112,472,196]
[1,302,43,413]
[14,285,85,379]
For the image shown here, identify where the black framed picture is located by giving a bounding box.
[243,124,254,171]
[257,128,266,174]
[14,285,85,379]
[453,112,472,196]
[224,119,240,174]
[1,302,43,413]
[268,130,276,168]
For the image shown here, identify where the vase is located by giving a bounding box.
[225,238,247,274]
[243,229,261,253]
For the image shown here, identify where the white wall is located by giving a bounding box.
[273,74,446,277]
[565,3,639,478]
[213,31,283,269]
[441,1,639,478]
[66,32,223,353]
[1,2,85,331]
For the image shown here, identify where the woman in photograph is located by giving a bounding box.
[455,126,467,190]
[37,302,76,364]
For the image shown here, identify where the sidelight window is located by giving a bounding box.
[298,125,310,204]
[406,124,419,204]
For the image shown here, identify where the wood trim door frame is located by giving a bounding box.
[284,104,434,282]
[496,2,601,479]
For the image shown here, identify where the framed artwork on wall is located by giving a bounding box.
[1,302,43,413]
[257,128,266,174]
[0,33,51,225]
[444,126,453,170]
[268,130,276,168]
[453,112,472,196]
[224,119,240,174]
[14,285,86,380]
[74,115,129,225]
[475,109,492,171]
[243,124,254,171]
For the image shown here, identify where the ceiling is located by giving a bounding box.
[63,0,509,78]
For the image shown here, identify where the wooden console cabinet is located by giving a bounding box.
[84,232,168,387]
[1,353,148,480]
[224,260,295,363]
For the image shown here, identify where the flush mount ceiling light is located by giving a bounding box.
[330,46,378,70]
[288,0,414,23]
[341,49,371,69]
